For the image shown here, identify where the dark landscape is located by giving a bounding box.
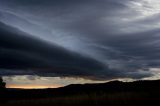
[1,80,160,106]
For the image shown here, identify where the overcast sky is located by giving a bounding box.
[1,0,160,88]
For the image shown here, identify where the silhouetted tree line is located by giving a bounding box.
[0,77,7,104]
[0,77,6,89]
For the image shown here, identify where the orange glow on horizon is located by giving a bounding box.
[7,84,62,89]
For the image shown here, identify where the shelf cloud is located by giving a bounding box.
[0,0,160,81]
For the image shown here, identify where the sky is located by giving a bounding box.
[1,0,160,88]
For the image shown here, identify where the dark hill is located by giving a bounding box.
[5,80,160,100]
[1,80,160,106]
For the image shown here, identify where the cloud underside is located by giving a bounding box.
[0,0,160,80]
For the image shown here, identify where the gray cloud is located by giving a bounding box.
[0,22,107,78]
[0,0,160,80]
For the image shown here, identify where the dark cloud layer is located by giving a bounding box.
[0,0,160,80]
[0,21,108,79]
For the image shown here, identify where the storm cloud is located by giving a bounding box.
[0,0,160,80]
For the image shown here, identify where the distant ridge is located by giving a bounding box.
[4,79,160,100]
[8,79,160,90]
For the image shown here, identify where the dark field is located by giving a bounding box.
[1,80,160,106]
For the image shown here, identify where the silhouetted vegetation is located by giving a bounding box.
[0,77,7,105]
[0,77,6,89]
[1,80,160,106]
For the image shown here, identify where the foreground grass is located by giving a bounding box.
[1,91,156,106]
